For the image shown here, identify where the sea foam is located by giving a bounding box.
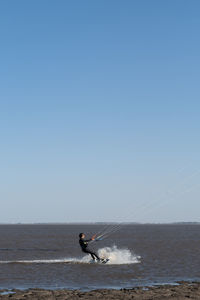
[0,246,140,265]
[98,245,140,264]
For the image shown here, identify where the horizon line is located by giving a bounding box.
[0,221,199,225]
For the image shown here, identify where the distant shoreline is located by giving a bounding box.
[0,282,200,299]
[0,222,199,225]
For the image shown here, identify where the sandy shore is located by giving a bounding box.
[0,282,199,299]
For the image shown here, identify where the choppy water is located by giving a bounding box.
[0,224,200,290]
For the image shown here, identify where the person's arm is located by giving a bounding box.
[85,234,96,243]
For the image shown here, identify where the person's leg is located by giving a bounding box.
[84,249,100,261]
[89,250,100,261]
[90,253,96,260]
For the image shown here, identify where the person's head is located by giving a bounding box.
[79,233,85,239]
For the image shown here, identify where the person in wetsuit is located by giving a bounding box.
[79,233,101,261]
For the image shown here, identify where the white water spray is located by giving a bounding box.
[98,245,140,264]
[0,246,140,265]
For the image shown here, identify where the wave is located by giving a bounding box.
[0,246,140,265]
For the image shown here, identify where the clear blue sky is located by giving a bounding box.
[0,0,199,223]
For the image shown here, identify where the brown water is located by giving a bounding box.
[0,224,200,290]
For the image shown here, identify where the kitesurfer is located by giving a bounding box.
[79,233,101,261]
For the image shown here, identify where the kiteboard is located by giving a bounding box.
[90,258,109,264]
[101,258,109,264]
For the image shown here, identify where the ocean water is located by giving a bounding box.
[0,224,200,290]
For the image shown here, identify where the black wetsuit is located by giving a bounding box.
[79,238,100,260]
